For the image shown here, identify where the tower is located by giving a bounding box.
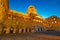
[27,5,38,18]
[0,0,9,23]
[27,5,37,14]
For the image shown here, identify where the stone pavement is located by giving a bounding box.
[0,33,60,40]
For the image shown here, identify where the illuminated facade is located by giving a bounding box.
[0,0,60,34]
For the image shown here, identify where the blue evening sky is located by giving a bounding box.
[9,0,60,18]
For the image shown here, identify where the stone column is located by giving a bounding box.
[29,28,31,32]
[23,28,26,33]
[13,28,17,34]
[27,28,29,32]
[19,28,22,33]
[6,27,10,34]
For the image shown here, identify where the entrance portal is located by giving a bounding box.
[35,26,42,32]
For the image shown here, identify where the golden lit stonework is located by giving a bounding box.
[27,5,37,14]
[0,0,60,34]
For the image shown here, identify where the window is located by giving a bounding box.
[0,2,2,5]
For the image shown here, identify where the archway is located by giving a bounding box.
[3,28,6,34]
[35,25,43,32]
[21,29,24,33]
[38,27,42,32]
[26,28,27,32]
[10,27,14,34]
[29,28,31,32]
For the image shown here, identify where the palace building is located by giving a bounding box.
[0,0,60,34]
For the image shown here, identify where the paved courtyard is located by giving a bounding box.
[0,32,60,40]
